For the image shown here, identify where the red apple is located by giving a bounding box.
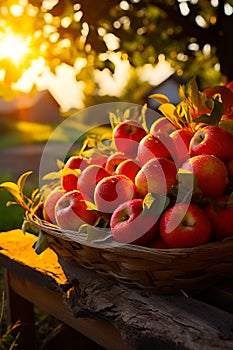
[110,198,159,245]
[205,195,233,241]
[77,164,110,201]
[147,235,168,249]
[55,190,98,231]
[150,117,176,135]
[160,203,211,248]
[135,157,178,198]
[94,174,136,214]
[202,85,233,116]
[226,158,233,183]
[170,128,194,166]
[226,81,233,92]
[137,132,175,166]
[113,120,147,157]
[218,118,233,136]
[43,188,65,224]
[221,115,233,121]
[115,158,141,182]
[181,154,228,198]
[105,152,128,174]
[88,154,108,167]
[61,156,89,192]
[189,125,233,161]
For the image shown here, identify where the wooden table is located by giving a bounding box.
[0,230,233,350]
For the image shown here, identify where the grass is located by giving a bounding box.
[0,121,54,150]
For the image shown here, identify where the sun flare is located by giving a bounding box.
[0,33,30,64]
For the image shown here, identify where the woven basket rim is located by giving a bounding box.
[26,211,233,256]
[26,210,233,293]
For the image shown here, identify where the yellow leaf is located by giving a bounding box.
[17,171,33,193]
[148,93,170,104]
[0,182,21,200]
[123,108,130,121]
[158,103,178,125]
[57,159,65,169]
[43,170,62,181]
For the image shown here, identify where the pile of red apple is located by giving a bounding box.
[42,80,233,249]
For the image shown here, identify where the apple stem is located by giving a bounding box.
[182,220,195,228]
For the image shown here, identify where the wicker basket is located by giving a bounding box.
[26,210,233,294]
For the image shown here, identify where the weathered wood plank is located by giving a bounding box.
[1,229,233,350]
[61,259,233,350]
[6,270,129,350]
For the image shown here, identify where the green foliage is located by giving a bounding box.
[0,188,25,231]
[1,0,232,102]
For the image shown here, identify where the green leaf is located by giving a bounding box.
[177,168,196,187]
[33,232,49,255]
[194,96,223,126]
[219,119,233,136]
[176,168,203,200]
[21,220,32,234]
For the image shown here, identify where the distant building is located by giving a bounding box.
[0,90,62,125]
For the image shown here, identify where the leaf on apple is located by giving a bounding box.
[219,119,233,136]
[43,170,62,181]
[143,193,170,217]
[194,96,223,126]
[62,168,81,177]
[83,200,99,212]
[78,224,112,243]
[173,169,202,202]
[57,159,65,169]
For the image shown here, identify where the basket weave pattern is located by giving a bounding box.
[27,211,233,294]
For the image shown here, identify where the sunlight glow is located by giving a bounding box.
[0,33,30,64]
